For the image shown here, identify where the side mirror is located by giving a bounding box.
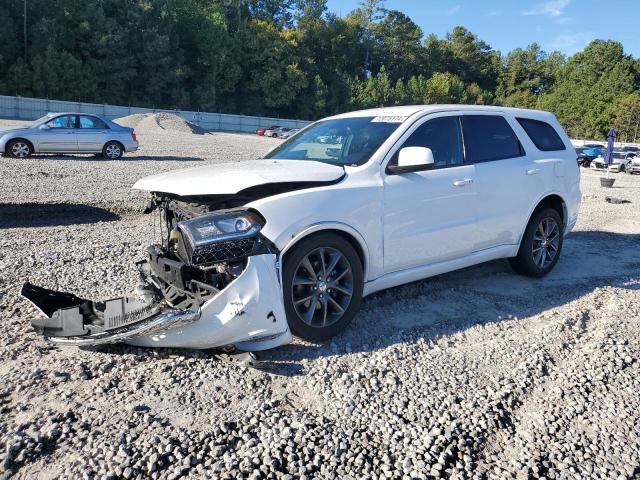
[39,124,50,130]
[387,147,435,174]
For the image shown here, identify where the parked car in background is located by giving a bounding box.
[256,125,279,136]
[575,146,603,167]
[24,105,580,351]
[590,151,636,172]
[620,145,640,154]
[280,128,300,139]
[583,143,604,148]
[627,154,640,174]
[0,113,138,159]
[264,126,282,137]
[275,127,291,138]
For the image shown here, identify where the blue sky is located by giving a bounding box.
[325,0,640,58]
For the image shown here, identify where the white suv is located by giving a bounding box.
[24,106,581,351]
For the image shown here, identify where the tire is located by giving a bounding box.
[509,208,564,278]
[6,139,32,158]
[283,232,363,342]
[102,141,123,160]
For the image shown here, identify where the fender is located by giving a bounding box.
[278,221,372,282]
[516,190,569,248]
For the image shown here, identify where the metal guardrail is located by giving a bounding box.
[0,95,311,133]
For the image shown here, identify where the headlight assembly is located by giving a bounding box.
[179,211,263,248]
[178,211,270,265]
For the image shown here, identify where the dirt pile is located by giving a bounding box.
[115,112,205,135]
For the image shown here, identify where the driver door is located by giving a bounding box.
[382,114,478,273]
[38,115,78,152]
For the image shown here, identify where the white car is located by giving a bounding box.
[590,151,636,172]
[23,105,581,351]
[628,155,640,174]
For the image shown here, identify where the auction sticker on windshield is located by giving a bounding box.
[371,116,407,123]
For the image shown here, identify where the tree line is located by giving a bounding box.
[1,0,639,141]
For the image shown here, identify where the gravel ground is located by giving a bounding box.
[1,118,639,480]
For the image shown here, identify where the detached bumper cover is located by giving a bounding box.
[22,254,291,351]
[21,282,199,346]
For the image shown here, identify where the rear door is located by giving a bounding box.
[38,115,78,152]
[382,113,478,272]
[462,114,553,250]
[77,115,110,152]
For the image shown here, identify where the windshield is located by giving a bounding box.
[613,153,625,159]
[29,114,54,128]
[264,117,403,166]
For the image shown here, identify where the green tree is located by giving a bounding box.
[610,94,640,143]
[425,72,466,104]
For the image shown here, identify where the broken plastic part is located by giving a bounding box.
[21,283,162,338]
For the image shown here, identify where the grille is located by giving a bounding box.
[191,238,261,265]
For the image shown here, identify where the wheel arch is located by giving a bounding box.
[104,139,125,149]
[7,137,35,153]
[279,223,370,280]
[517,193,568,247]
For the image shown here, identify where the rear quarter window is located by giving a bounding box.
[516,117,566,152]
[460,115,524,163]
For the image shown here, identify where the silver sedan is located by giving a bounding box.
[0,113,139,159]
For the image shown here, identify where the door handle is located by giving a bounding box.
[453,178,474,187]
[526,168,541,175]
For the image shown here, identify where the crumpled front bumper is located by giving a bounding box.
[22,254,292,351]
[129,254,291,350]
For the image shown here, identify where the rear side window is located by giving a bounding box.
[516,118,566,151]
[461,115,524,163]
[79,116,108,129]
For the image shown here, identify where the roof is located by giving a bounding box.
[329,104,557,121]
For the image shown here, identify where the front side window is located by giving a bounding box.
[392,116,463,168]
[461,115,524,163]
[516,118,565,152]
[47,115,77,129]
[79,116,108,129]
[264,117,402,166]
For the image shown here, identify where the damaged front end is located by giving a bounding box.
[23,193,291,350]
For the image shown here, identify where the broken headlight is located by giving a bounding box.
[178,211,267,265]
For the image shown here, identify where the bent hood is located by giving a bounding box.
[133,159,344,196]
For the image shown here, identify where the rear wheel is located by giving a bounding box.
[102,141,123,160]
[509,208,563,278]
[7,139,32,158]
[283,233,363,342]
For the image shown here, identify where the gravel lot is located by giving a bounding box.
[1,117,639,480]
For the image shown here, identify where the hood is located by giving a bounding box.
[133,159,345,196]
[0,127,30,135]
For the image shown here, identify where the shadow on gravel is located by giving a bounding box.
[0,203,120,228]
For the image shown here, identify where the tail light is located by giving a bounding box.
[131,131,137,141]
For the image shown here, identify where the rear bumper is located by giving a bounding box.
[22,254,291,351]
[124,140,139,152]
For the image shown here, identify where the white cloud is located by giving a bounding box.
[523,0,571,18]
[545,31,594,54]
[444,5,461,16]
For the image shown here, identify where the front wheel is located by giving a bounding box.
[509,208,564,278]
[102,141,123,160]
[283,233,363,342]
[7,140,32,158]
